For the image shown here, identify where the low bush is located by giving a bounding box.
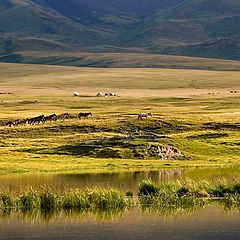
[138,180,159,197]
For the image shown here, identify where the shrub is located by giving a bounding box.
[138,180,159,197]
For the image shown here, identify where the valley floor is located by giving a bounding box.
[1,63,240,174]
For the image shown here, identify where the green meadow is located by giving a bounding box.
[1,62,240,174]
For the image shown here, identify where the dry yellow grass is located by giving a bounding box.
[1,62,240,174]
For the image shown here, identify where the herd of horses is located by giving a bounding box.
[6,112,153,127]
[6,113,70,127]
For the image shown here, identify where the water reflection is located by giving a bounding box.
[0,199,238,224]
[0,206,240,240]
[0,168,239,240]
[0,170,183,193]
[0,204,236,223]
[13,208,127,223]
[0,167,239,193]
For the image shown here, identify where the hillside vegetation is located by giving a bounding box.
[1,63,240,173]
[2,47,240,70]
[122,0,240,59]
[1,0,240,64]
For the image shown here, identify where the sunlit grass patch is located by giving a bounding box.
[1,64,240,172]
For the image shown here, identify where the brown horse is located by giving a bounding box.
[137,112,153,120]
[28,115,45,125]
[78,112,92,119]
[6,119,19,127]
[56,113,69,121]
[15,118,29,126]
[44,114,57,122]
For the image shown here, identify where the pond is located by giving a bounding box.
[0,167,240,240]
[0,206,239,240]
[0,167,239,194]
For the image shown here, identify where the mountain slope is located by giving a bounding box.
[32,0,184,19]
[120,18,209,50]
[0,0,107,45]
[120,0,240,59]
[162,38,240,60]
[0,0,185,46]
[1,0,240,64]
[160,0,240,19]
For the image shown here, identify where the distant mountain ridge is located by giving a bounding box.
[1,0,240,66]
[159,0,240,19]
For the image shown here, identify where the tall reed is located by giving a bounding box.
[0,179,240,216]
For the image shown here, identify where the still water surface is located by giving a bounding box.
[0,167,239,193]
[0,206,239,240]
[0,167,240,240]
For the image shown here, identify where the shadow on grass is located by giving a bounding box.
[17,135,187,160]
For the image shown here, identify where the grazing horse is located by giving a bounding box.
[28,115,45,125]
[78,112,92,119]
[56,113,69,121]
[6,121,13,127]
[137,112,153,120]
[15,118,29,126]
[44,114,57,122]
[6,119,19,127]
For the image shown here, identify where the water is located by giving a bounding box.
[0,206,239,240]
[0,167,240,239]
[0,167,239,193]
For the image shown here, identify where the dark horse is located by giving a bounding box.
[15,118,29,126]
[78,112,92,119]
[44,114,57,122]
[7,118,29,127]
[56,113,69,121]
[6,119,19,127]
[28,115,45,125]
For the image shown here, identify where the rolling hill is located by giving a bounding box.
[159,0,240,19]
[161,38,240,60]
[0,0,184,45]
[121,0,240,60]
[1,0,240,66]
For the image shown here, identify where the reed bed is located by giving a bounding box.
[0,179,240,217]
[138,179,240,211]
[138,179,240,198]
[0,188,128,212]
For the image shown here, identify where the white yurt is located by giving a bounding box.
[96,92,103,97]
[73,92,79,96]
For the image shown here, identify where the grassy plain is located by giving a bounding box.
[1,62,240,174]
[14,50,240,70]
